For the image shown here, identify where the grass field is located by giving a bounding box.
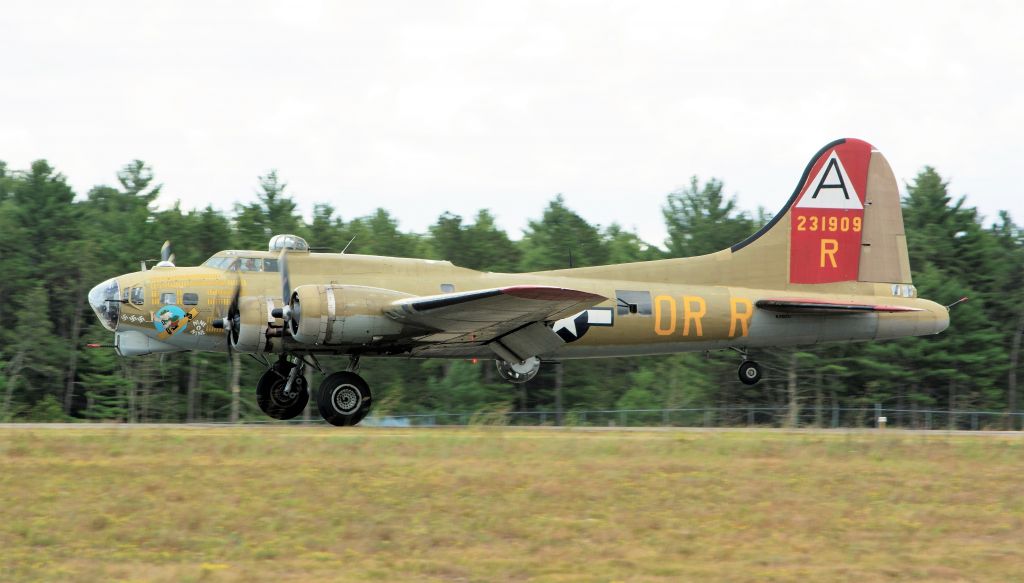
[1,427,1022,582]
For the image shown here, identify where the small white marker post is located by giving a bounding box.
[877,416,887,430]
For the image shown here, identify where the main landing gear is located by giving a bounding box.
[256,357,309,420]
[255,354,373,426]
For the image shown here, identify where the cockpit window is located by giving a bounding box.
[202,256,234,270]
[203,255,278,272]
[239,258,262,272]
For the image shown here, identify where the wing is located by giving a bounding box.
[385,285,606,359]
[756,298,924,314]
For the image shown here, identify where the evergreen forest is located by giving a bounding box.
[1,158,1020,426]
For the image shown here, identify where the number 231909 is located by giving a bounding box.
[796,215,861,233]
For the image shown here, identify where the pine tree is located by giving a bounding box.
[663,177,756,257]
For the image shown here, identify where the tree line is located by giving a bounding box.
[0,158,1020,426]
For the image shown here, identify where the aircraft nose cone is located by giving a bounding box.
[88,278,121,332]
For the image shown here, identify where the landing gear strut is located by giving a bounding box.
[256,357,309,420]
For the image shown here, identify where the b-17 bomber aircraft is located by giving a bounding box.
[88,139,951,425]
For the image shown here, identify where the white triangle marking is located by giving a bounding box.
[795,151,863,210]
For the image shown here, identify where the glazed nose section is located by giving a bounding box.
[88,278,121,332]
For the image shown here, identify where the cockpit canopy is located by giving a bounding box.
[202,255,280,273]
[269,234,308,252]
[202,234,308,272]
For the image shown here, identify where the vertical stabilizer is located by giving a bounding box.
[731,138,912,289]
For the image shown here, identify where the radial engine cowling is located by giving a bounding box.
[231,296,273,353]
[288,285,412,346]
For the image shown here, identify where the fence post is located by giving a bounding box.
[875,403,882,428]
[972,412,978,431]
[748,407,754,427]
[832,404,839,428]
[662,409,670,426]
[620,410,627,427]
[926,411,932,430]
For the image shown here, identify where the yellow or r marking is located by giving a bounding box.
[653,295,676,336]
[820,239,839,268]
[682,296,706,337]
[729,297,752,338]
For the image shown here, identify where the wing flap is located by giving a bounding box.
[756,298,924,314]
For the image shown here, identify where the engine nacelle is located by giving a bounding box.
[231,296,273,353]
[289,285,412,346]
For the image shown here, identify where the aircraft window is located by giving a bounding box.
[130,287,144,306]
[160,292,177,305]
[202,257,234,270]
[615,290,652,316]
[238,258,261,272]
[182,293,199,306]
[440,283,455,293]
[263,258,279,272]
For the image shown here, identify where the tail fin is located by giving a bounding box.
[731,138,911,288]
[544,138,911,294]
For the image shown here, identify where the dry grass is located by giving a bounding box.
[0,426,1022,582]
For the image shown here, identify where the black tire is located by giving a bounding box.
[256,363,309,420]
[738,360,762,385]
[317,371,372,426]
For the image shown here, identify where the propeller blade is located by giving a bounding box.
[279,248,292,314]
[225,277,241,367]
[161,240,172,262]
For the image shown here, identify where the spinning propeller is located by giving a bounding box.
[211,276,242,362]
[270,248,296,333]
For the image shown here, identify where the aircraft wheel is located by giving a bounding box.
[256,363,309,420]
[317,371,373,426]
[738,360,762,385]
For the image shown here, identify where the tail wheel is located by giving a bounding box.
[256,362,309,420]
[738,360,762,385]
[317,371,372,426]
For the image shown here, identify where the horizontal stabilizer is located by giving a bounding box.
[756,298,923,315]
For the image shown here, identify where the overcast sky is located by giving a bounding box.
[2,1,1022,247]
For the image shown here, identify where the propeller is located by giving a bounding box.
[280,248,291,313]
[161,240,174,263]
[155,240,176,268]
[270,248,293,328]
[211,276,242,363]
